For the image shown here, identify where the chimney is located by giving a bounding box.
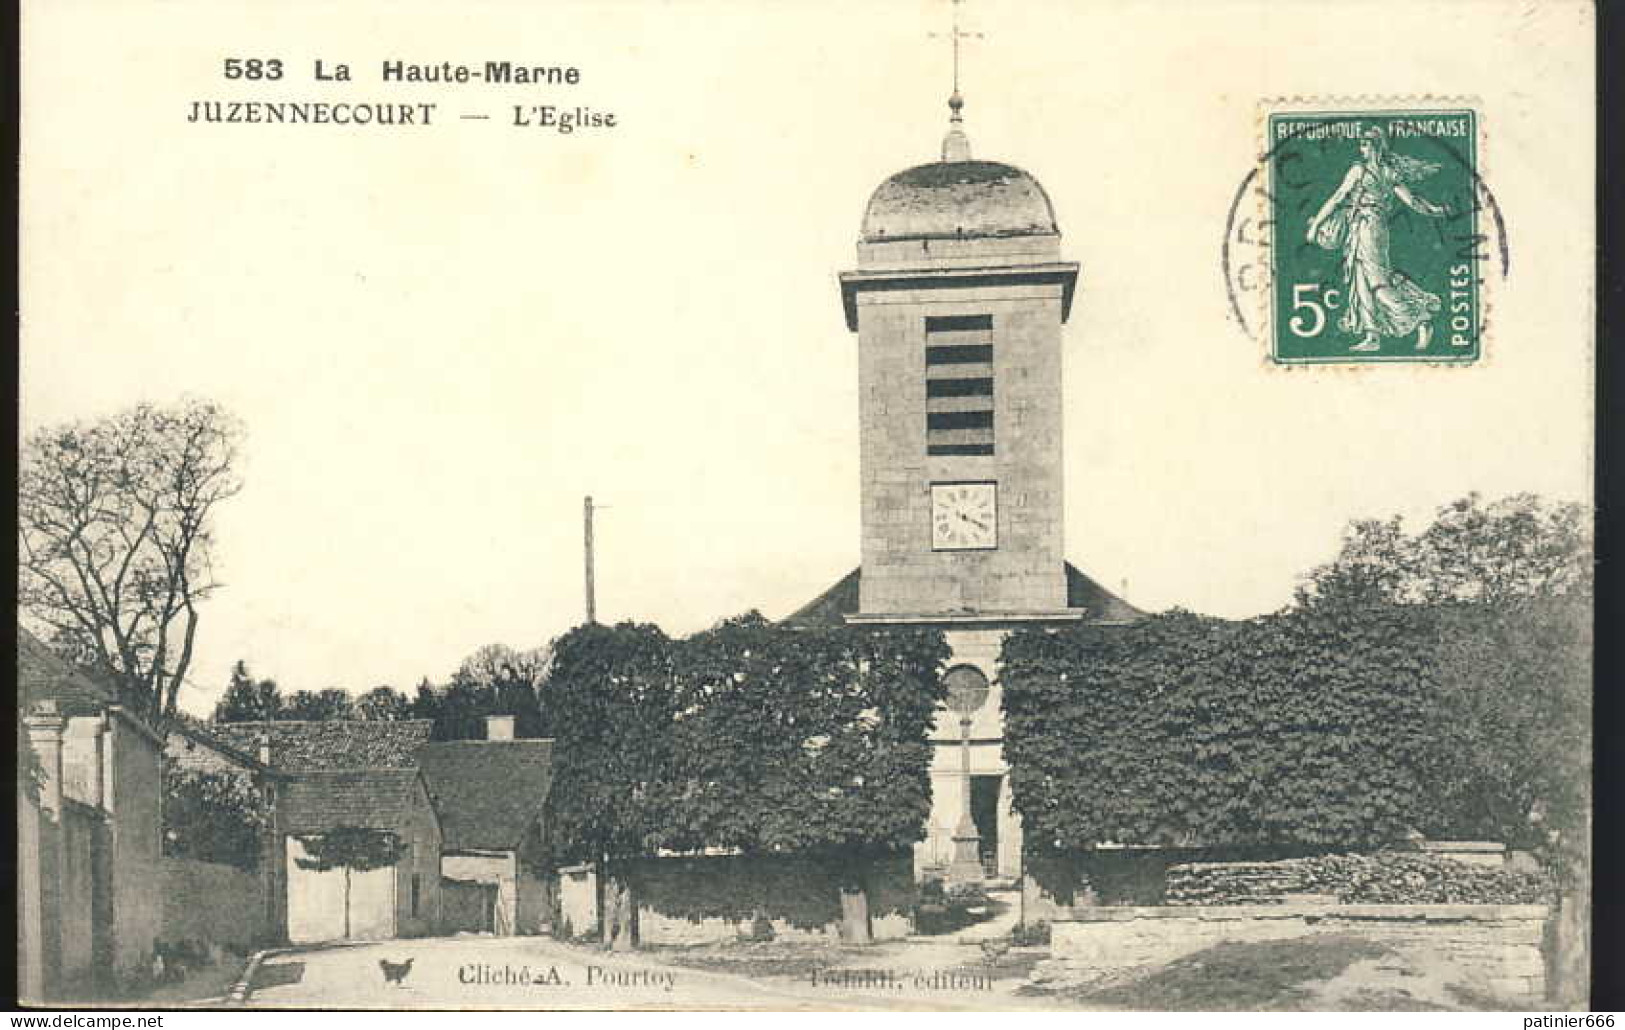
[486,715,515,742]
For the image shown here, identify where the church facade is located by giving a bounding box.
[787,95,1142,882]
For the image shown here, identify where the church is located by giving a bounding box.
[786,90,1143,883]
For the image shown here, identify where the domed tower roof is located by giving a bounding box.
[859,93,1059,243]
[860,159,1058,242]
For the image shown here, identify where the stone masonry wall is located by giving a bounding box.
[1051,904,1549,1006]
[856,282,1068,616]
[160,856,267,951]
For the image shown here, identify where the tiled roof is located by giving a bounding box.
[278,769,428,834]
[212,719,432,771]
[418,740,553,852]
[166,713,274,774]
[782,569,861,628]
[1063,563,1147,623]
[16,626,119,716]
[781,563,1145,627]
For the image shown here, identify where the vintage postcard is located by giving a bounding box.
[16,0,1596,1015]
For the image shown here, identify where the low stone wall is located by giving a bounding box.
[1051,903,1548,1005]
[630,852,914,947]
[160,856,267,951]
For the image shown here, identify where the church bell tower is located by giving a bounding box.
[784,71,1138,883]
[840,94,1080,620]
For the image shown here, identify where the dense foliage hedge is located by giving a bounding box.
[1002,599,1588,856]
[1163,852,1553,906]
[162,764,267,871]
[546,614,948,869]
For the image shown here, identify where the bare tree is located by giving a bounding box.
[18,398,243,721]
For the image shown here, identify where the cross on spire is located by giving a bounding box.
[929,0,982,161]
[929,0,983,99]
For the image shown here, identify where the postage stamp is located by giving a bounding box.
[1264,108,1484,364]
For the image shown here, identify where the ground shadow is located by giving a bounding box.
[251,960,306,991]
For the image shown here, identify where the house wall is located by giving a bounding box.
[58,800,107,988]
[17,786,47,1003]
[62,717,105,805]
[516,866,549,937]
[441,878,496,934]
[160,856,267,951]
[106,710,163,981]
[443,853,514,932]
[167,731,256,777]
[395,779,442,938]
[1050,903,1550,1006]
[555,864,599,941]
[629,852,914,946]
[285,836,396,943]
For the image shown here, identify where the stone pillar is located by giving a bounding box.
[948,715,984,884]
[87,718,106,809]
[24,702,68,998]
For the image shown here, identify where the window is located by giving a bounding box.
[925,314,994,456]
[411,873,422,917]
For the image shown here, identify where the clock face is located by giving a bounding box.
[931,482,997,550]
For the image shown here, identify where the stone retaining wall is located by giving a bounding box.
[1051,903,1548,1006]
[160,856,267,952]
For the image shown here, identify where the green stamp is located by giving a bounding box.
[1267,109,1481,364]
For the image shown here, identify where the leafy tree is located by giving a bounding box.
[1002,607,1438,852]
[545,621,677,949]
[162,762,267,870]
[293,827,408,939]
[354,685,414,721]
[1421,599,1590,860]
[662,612,948,857]
[18,399,244,720]
[280,688,354,721]
[212,660,283,722]
[545,615,948,948]
[1005,493,1591,872]
[1298,493,1591,608]
[413,643,551,740]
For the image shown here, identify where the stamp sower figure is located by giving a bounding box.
[1306,126,1450,352]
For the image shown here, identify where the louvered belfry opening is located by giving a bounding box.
[925,314,995,457]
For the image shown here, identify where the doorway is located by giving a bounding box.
[970,775,1002,876]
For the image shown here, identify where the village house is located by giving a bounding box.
[211,719,442,943]
[418,715,554,936]
[276,768,443,942]
[161,717,284,950]
[16,627,165,1000]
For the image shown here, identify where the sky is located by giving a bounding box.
[20,0,1594,716]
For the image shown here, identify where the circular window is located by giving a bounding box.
[944,664,990,716]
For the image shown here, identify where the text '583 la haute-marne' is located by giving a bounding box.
[185,58,617,132]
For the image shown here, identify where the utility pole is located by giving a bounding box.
[583,495,596,625]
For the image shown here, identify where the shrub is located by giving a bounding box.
[1010,920,1051,946]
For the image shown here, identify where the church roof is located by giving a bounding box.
[861,159,1059,243]
[782,564,1145,627]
